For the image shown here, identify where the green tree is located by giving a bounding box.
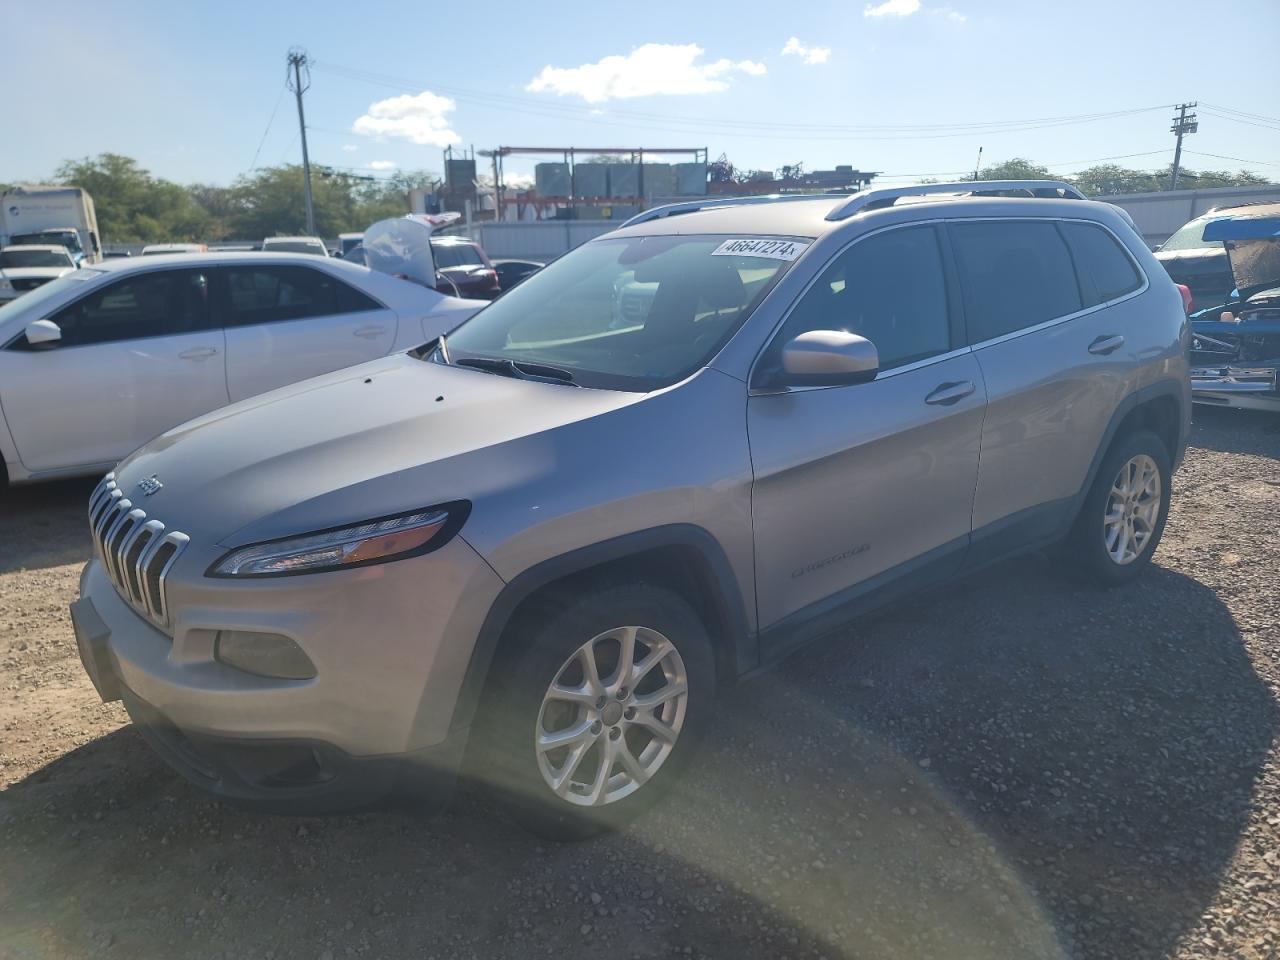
[1072,164,1164,196]
[55,153,210,243]
[973,157,1053,181]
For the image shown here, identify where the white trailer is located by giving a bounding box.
[0,186,102,265]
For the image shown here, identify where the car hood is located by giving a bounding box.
[1154,247,1226,263]
[1203,215,1280,300]
[114,353,640,547]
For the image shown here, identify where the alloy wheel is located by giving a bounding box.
[1103,453,1162,565]
[534,625,688,807]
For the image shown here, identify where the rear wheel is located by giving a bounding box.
[470,583,715,839]
[1065,429,1171,585]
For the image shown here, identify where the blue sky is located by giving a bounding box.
[9,0,1279,188]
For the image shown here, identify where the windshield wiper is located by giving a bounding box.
[454,355,578,386]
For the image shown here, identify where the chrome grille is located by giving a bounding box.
[88,472,189,631]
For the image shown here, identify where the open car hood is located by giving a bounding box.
[1203,214,1280,301]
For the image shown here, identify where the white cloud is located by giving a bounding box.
[945,9,967,21]
[781,37,832,65]
[526,43,766,103]
[352,90,460,147]
[368,160,396,171]
[341,143,358,153]
[864,0,921,16]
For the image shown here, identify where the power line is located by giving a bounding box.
[1200,102,1280,125]
[1199,111,1280,134]
[1184,150,1280,168]
[248,82,288,172]
[313,60,1169,141]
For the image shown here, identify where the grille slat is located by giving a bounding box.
[86,474,189,632]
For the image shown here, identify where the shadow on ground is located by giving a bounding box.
[2,553,1270,960]
[0,476,96,574]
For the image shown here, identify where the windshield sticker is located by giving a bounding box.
[710,238,810,261]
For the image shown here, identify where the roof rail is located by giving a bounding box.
[825,180,1087,221]
[619,193,851,229]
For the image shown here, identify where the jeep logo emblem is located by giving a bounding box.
[136,475,163,496]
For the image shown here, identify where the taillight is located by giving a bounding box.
[1175,283,1193,315]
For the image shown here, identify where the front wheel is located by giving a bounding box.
[1065,429,1172,585]
[470,583,716,839]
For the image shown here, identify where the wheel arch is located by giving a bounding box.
[443,524,755,736]
[1077,379,1187,511]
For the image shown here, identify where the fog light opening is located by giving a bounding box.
[214,630,317,680]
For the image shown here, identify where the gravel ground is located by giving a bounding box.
[1,407,1277,960]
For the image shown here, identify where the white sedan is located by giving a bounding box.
[0,251,485,484]
[0,245,78,303]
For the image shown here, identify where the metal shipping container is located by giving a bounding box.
[674,162,708,196]
[535,162,571,198]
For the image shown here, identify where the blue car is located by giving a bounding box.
[1189,212,1280,412]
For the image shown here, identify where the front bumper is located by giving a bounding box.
[1190,366,1280,411]
[74,535,504,811]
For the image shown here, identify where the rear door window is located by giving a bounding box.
[950,220,1082,344]
[216,265,380,326]
[1060,221,1143,305]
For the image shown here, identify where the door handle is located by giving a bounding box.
[1088,334,1125,355]
[353,325,386,339]
[925,380,976,406]
[178,347,217,361]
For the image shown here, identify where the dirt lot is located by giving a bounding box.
[1,408,1277,960]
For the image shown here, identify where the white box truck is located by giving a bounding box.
[1,186,102,265]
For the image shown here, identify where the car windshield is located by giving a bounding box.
[1161,217,1227,252]
[433,243,485,269]
[12,232,82,253]
[0,249,72,268]
[444,234,804,391]
[264,241,325,255]
[0,270,99,322]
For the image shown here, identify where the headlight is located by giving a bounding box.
[209,502,469,578]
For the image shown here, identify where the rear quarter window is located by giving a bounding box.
[1060,221,1144,305]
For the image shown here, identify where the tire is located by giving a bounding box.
[1065,429,1172,585]
[469,582,716,840]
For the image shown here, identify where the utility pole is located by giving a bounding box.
[1169,102,1198,191]
[972,146,983,181]
[286,48,316,236]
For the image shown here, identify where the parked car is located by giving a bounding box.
[102,250,133,259]
[0,252,485,485]
[0,245,78,302]
[141,243,208,256]
[69,181,1189,838]
[1188,209,1280,411]
[430,236,502,299]
[343,236,505,299]
[261,236,328,257]
[493,258,544,291]
[1155,202,1280,312]
[338,232,363,258]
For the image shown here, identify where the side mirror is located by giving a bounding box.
[25,319,63,346]
[778,330,879,387]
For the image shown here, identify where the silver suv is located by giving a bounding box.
[71,182,1191,837]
